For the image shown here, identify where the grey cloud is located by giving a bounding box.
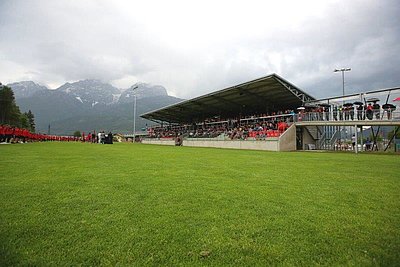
[0,0,399,98]
[234,0,400,98]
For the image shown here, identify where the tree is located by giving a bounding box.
[0,85,21,126]
[20,113,30,129]
[73,130,81,137]
[0,85,37,130]
[25,110,35,132]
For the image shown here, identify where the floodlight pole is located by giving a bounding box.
[334,68,351,100]
[334,68,351,145]
[132,85,139,142]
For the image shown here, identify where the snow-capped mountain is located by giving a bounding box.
[119,83,168,103]
[7,81,48,98]
[11,79,184,134]
[57,79,122,106]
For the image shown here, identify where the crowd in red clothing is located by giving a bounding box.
[146,112,292,140]
[0,125,79,143]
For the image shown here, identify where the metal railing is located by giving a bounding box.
[296,110,399,151]
[294,110,400,122]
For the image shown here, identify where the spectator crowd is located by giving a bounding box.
[145,101,397,141]
[298,101,397,122]
[0,125,116,144]
[0,125,79,143]
[146,110,294,140]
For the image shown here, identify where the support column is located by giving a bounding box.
[355,125,358,154]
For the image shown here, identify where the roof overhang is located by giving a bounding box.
[141,73,315,123]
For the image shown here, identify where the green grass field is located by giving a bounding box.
[0,142,399,266]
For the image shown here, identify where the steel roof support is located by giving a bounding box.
[274,77,313,103]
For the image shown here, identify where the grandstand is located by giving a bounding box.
[140,74,400,152]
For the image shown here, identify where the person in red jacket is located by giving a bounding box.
[366,103,373,120]
[6,126,14,143]
[0,125,4,142]
[277,121,288,133]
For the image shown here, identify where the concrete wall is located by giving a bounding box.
[278,124,296,151]
[142,138,280,151]
[184,139,279,151]
[141,126,299,152]
[142,122,398,151]
[142,139,175,146]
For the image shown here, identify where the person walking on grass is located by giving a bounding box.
[91,131,96,143]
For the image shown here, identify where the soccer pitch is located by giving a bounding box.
[0,142,399,266]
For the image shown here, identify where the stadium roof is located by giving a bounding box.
[141,74,315,123]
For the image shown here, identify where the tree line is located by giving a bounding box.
[0,83,35,132]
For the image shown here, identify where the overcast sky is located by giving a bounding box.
[1,0,399,99]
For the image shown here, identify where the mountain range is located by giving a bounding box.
[8,80,183,135]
